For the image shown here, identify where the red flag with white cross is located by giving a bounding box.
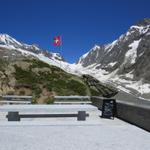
[53,36,61,46]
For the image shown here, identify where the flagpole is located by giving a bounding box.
[59,35,62,69]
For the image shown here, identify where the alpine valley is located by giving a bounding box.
[0,18,150,103]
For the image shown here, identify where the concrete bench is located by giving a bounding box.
[6,111,89,121]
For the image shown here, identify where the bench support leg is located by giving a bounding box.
[7,112,20,121]
[77,111,86,121]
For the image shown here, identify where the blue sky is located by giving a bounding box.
[0,0,150,63]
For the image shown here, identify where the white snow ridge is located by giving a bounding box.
[0,34,74,73]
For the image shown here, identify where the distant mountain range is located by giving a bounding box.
[0,18,150,100]
[0,34,66,64]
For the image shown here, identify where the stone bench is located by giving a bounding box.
[6,111,89,121]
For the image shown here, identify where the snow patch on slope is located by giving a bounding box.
[107,62,117,67]
[0,34,22,47]
[126,80,150,94]
[125,39,141,65]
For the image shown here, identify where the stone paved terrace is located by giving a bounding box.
[0,104,150,150]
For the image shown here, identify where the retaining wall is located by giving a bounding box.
[91,96,150,132]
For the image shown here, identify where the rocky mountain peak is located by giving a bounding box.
[136,18,150,27]
[0,34,22,47]
[76,18,150,98]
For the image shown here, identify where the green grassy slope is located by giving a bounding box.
[0,58,118,103]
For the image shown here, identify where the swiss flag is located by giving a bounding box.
[53,36,61,46]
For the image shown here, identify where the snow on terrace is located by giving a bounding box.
[0,104,150,150]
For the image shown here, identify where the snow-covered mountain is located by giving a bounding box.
[0,34,72,70]
[76,18,150,99]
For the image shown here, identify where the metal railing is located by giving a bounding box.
[0,95,32,104]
